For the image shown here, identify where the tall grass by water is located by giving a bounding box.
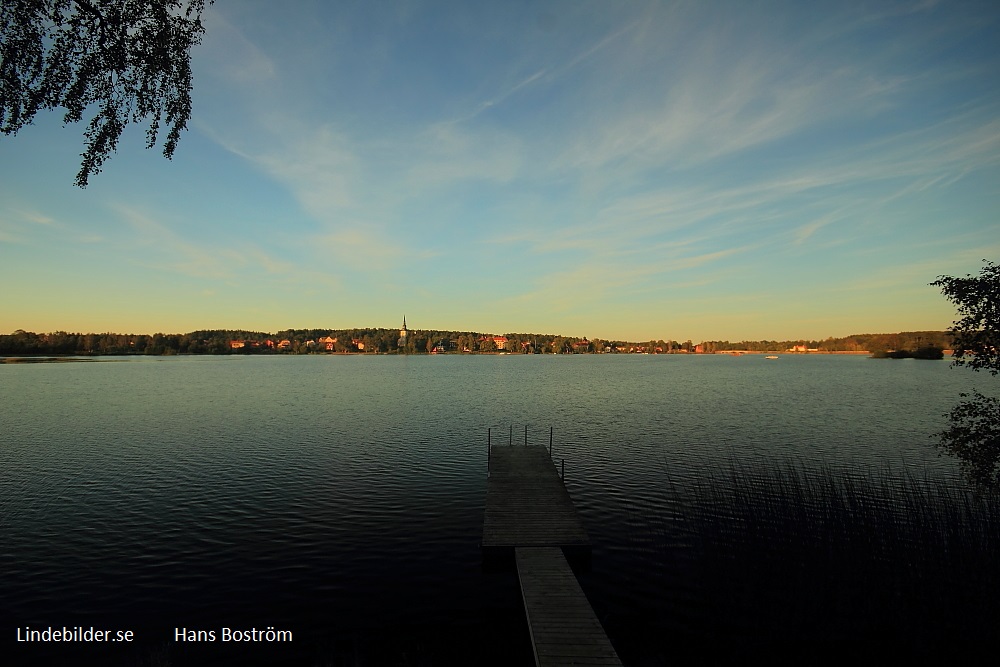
[624,462,1000,660]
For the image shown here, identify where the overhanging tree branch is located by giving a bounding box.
[0,0,212,186]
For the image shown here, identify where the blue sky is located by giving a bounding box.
[2,0,998,341]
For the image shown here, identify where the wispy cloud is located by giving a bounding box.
[402,123,524,188]
[255,123,360,218]
[313,226,439,272]
[501,238,758,321]
[0,209,66,244]
[20,210,55,226]
[793,215,839,246]
[200,8,277,85]
[0,226,21,244]
[841,248,1000,294]
[556,19,643,78]
[112,205,297,281]
[451,69,549,124]
[553,49,857,174]
[114,205,239,279]
[564,102,997,252]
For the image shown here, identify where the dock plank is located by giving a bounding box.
[516,546,622,667]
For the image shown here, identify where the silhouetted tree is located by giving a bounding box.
[932,260,1000,375]
[1,0,212,186]
[931,260,1000,490]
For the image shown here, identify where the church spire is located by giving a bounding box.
[398,315,409,349]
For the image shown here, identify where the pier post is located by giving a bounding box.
[524,424,528,446]
[561,458,565,480]
[488,428,491,468]
[549,427,553,458]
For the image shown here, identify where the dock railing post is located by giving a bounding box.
[524,424,528,446]
[561,458,565,480]
[549,426,553,458]
[488,428,491,469]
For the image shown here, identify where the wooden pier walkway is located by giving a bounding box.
[482,444,622,666]
[516,546,623,666]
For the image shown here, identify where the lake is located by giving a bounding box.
[0,354,981,665]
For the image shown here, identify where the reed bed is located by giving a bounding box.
[624,462,1000,658]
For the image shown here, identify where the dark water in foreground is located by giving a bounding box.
[0,354,985,664]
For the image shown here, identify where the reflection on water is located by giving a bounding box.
[0,354,987,664]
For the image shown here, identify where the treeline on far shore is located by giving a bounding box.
[695,330,950,354]
[0,328,952,357]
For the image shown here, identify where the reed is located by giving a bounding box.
[628,461,1000,656]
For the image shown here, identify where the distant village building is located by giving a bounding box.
[228,340,263,350]
[431,339,457,353]
[479,335,508,351]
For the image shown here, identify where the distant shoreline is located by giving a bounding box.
[3,350,957,363]
[0,329,952,357]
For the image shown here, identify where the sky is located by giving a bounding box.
[2,0,999,342]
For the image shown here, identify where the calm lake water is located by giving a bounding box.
[0,354,978,665]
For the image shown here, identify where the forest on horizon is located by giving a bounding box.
[0,328,951,356]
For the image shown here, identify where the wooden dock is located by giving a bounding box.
[482,445,590,559]
[482,444,622,666]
